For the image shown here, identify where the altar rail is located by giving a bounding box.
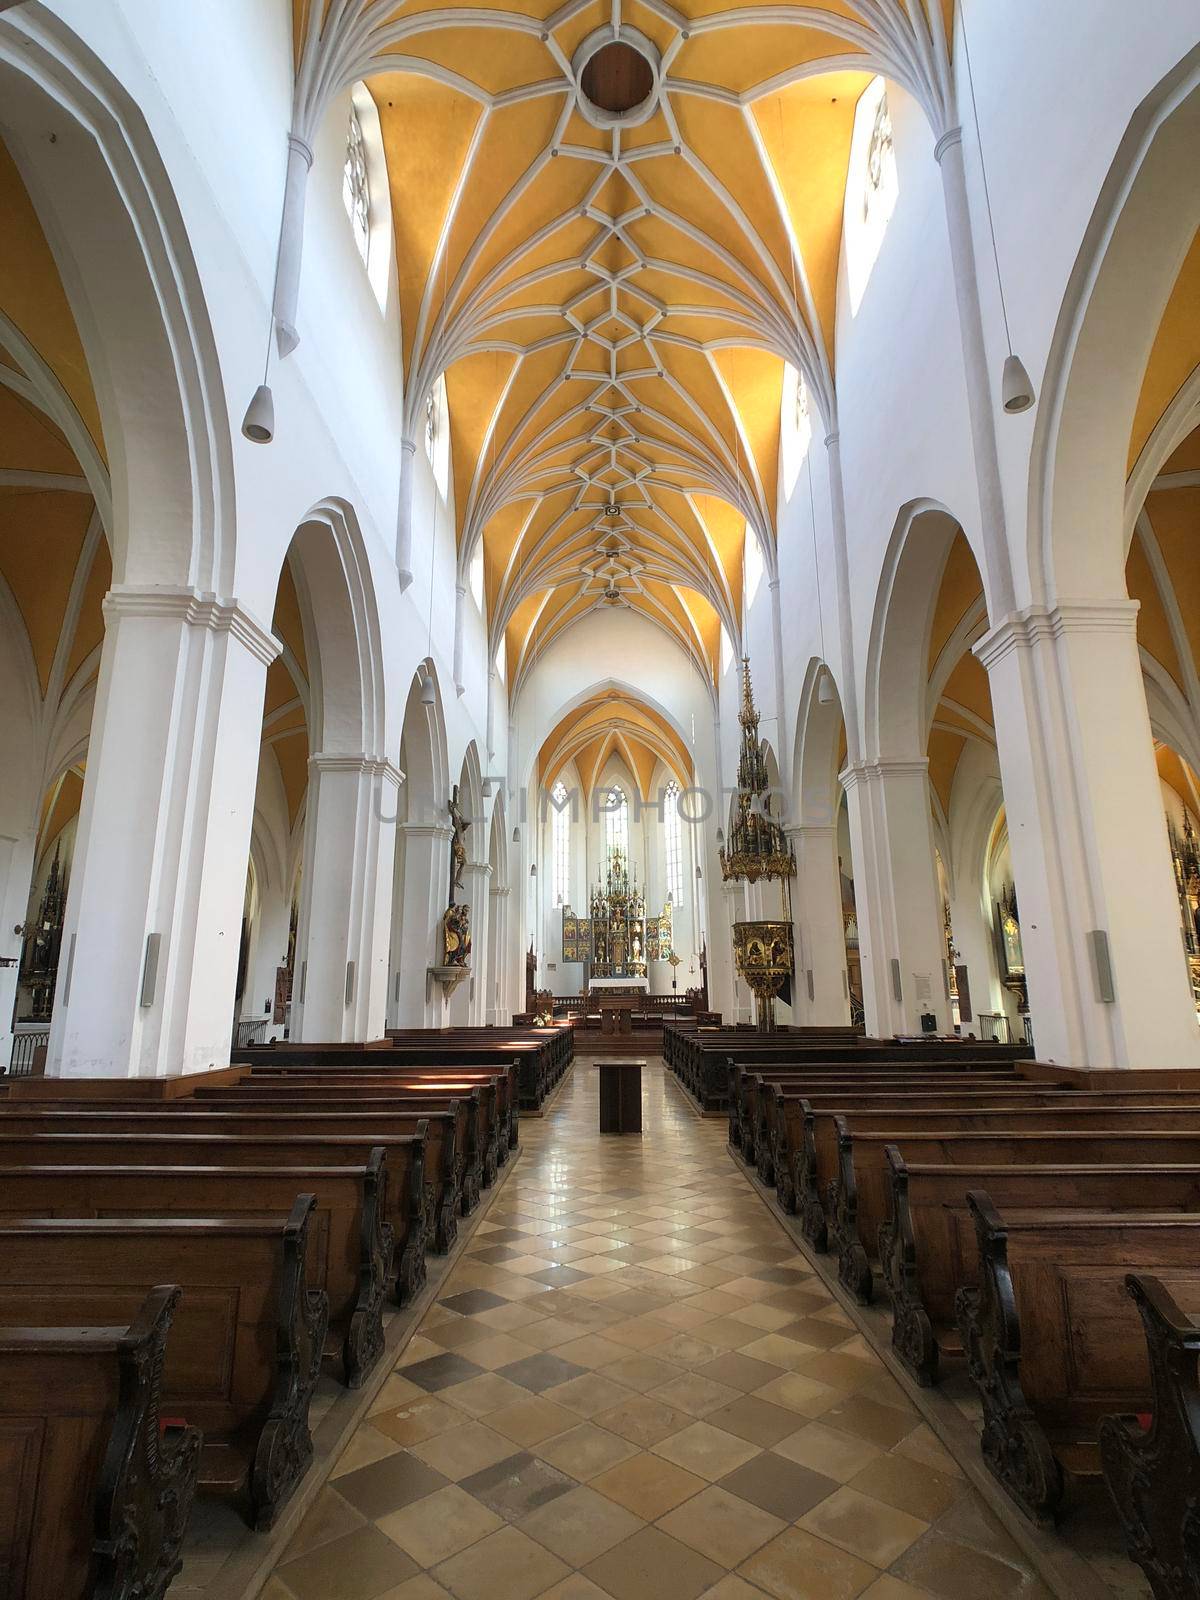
[551,994,692,1016]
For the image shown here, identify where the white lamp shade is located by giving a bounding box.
[1001,354,1035,414]
[818,673,836,705]
[419,675,436,705]
[241,384,274,443]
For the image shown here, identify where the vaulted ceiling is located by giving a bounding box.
[293,0,954,689]
[538,688,693,799]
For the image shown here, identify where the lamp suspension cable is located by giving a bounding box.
[958,2,1035,414]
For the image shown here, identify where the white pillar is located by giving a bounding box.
[977,602,1200,1067]
[393,821,452,1026]
[49,588,277,1077]
[935,127,1017,617]
[395,438,417,591]
[457,861,492,1023]
[487,883,509,1024]
[788,823,849,1024]
[271,134,314,359]
[946,878,1001,1033]
[0,830,36,1067]
[842,759,951,1037]
[452,584,467,698]
[242,878,290,1034]
[291,755,399,1042]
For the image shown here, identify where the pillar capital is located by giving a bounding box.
[286,132,314,167]
[490,883,511,898]
[973,599,1140,671]
[400,821,454,841]
[309,752,403,788]
[839,757,929,792]
[102,585,280,667]
[933,124,963,165]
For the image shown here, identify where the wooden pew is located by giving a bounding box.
[0,1283,201,1600]
[0,1198,327,1530]
[878,1153,1200,1388]
[241,1037,560,1110]
[956,1194,1200,1530]
[787,1093,1200,1231]
[830,1128,1200,1306]
[0,1129,427,1311]
[1100,1273,1200,1599]
[0,1160,392,1388]
[0,1104,464,1253]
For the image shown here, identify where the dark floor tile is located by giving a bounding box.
[441,1289,511,1315]
[334,1450,448,1520]
[498,1352,588,1393]
[719,1451,839,1522]
[752,1265,810,1285]
[696,1352,786,1392]
[278,1525,418,1600]
[528,1265,593,1287]
[459,1450,575,1521]
[401,1351,485,1392]
[468,1245,525,1265]
[776,1317,851,1349]
[706,1394,803,1447]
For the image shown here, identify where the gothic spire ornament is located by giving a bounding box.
[720,657,795,884]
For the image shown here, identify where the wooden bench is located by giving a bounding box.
[879,1154,1200,1388]
[0,1160,392,1388]
[956,1194,1200,1529]
[0,1198,327,1530]
[1100,1272,1200,1597]
[787,1093,1200,1233]
[0,1129,427,1311]
[0,1283,201,1600]
[0,1104,464,1255]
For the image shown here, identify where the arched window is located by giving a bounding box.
[604,785,629,867]
[663,779,683,906]
[342,104,371,265]
[846,77,899,314]
[551,780,571,907]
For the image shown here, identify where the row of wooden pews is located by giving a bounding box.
[666,1020,1200,1598]
[0,1024,567,1599]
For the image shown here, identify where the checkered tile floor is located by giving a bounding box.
[263,1059,1056,1600]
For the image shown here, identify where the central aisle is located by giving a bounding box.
[266,1061,1051,1600]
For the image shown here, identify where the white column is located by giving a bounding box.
[842,759,951,1037]
[393,821,452,1026]
[271,134,314,359]
[788,824,849,1024]
[488,883,510,1024]
[291,755,399,1042]
[395,438,417,591]
[49,588,277,1077]
[946,878,1001,1033]
[242,878,290,1034]
[458,860,492,1023]
[722,879,753,1023]
[977,602,1200,1067]
[452,584,467,698]
[935,127,1017,617]
[0,830,36,1067]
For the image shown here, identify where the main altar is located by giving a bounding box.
[561,847,672,978]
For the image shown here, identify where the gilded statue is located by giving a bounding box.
[448,783,470,901]
[442,901,471,967]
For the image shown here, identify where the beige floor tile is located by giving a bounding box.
[547,1371,634,1417]
[590,1451,708,1519]
[432,1526,570,1600]
[459,1333,539,1370]
[538,1421,640,1481]
[822,1394,920,1450]
[553,1333,631,1369]
[656,1484,785,1567]
[774,1421,884,1482]
[536,1575,622,1600]
[474,1301,551,1332]
[651,1420,761,1481]
[377,1484,503,1567]
[859,1577,939,1600]
[280,1486,365,1560]
[648,1371,741,1418]
[696,1578,777,1600]
[277,1526,419,1600]
[601,1352,685,1393]
[409,1421,515,1480]
[440,1372,529,1417]
[519,1317,595,1350]
[741,1526,878,1600]
[520,1482,644,1564]
[583,1525,725,1600]
[329,1424,406,1477]
[370,1397,464,1448]
[603,1318,674,1351]
[849,1453,964,1522]
[594,1393,690,1447]
[752,1372,842,1418]
[801,1486,927,1568]
[486,1395,580,1447]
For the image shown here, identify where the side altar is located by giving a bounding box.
[561,848,671,979]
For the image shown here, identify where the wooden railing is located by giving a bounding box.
[6,1029,49,1077]
[233,1017,269,1049]
[977,1011,1012,1043]
[550,994,692,1015]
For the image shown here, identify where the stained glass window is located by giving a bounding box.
[604,785,629,866]
[664,779,683,906]
[342,106,370,265]
[551,780,570,907]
